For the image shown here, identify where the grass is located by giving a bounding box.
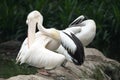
[0,58,37,78]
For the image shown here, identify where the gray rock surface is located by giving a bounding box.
[0,78,5,80]
[0,40,21,59]
[6,75,53,80]
[0,41,120,80]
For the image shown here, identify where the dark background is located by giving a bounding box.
[0,0,120,62]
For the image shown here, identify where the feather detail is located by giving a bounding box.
[60,31,85,65]
[16,34,65,69]
[59,31,76,54]
[70,33,85,65]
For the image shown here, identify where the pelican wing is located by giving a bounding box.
[64,27,82,34]
[16,35,65,70]
[65,15,86,35]
[63,15,87,35]
[59,31,76,54]
[69,33,85,65]
[16,38,28,63]
[58,31,85,65]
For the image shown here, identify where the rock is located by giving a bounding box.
[6,75,53,80]
[5,47,120,80]
[0,41,119,80]
[0,40,21,59]
[0,78,5,80]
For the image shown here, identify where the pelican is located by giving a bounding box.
[16,11,65,70]
[57,15,96,63]
[16,10,85,71]
[65,15,96,46]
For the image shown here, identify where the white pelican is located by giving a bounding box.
[16,11,65,70]
[65,15,96,46]
[16,10,85,72]
[57,15,96,64]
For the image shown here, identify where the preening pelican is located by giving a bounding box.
[16,10,85,71]
[65,15,96,46]
[57,15,96,64]
[16,11,65,70]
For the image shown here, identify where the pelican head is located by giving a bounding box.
[26,10,61,42]
[26,10,43,25]
[25,10,45,48]
[69,15,87,27]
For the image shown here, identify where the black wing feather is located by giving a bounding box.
[62,32,85,65]
[70,33,85,65]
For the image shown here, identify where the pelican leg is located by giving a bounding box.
[61,60,67,68]
[37,69,51,76]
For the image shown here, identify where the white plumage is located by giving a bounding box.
[30,11,84,65]
[16,11,65,69]
[57,15,96,63]
[16,10,96,69]
[65,15,96,46]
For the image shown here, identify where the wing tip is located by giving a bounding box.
[70,33,85,65]
[72,59,84,65]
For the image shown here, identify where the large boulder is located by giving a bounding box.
[6,75,51,80]
[0,40,21,59]
[5,46,120,80]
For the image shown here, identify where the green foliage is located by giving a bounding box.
[0,0,120,61]
[0,59,37,78]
